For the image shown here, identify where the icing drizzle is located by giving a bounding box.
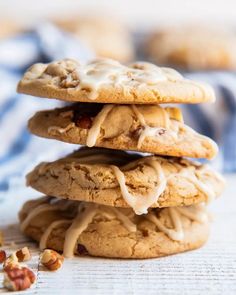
[20,203,61,232]
[36,149,219,216]
[169,170,217,204]
[112,155,218,215]
[40,219,71,250]
[145,204,208,241]
[47,104,181,150]
[21,198,208,258]
[86,104,114,147]
[63,203,98,257]
[48,123,75,134]
[85,104,176,149]
[111,158,166,215]
[131,105,170,148]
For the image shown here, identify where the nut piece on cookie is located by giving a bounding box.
[0,250,7,264]
[3,253,19,271]
[16,246,31,262]
[3,265,36,291]
[74,114,93,129]
[40,249,64,271]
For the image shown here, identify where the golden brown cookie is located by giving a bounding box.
[146,26,236,70]
[28,103,218,159]
[26,148,225,215]
[19,196,210,259]
[55,16,134,62]
[17,58,215,104]
[0,20,21,39]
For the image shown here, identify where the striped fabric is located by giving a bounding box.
[183,71,236,172]
[0,24,235,200]
[0,23,93,200]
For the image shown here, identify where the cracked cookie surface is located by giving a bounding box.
[28,103,218,159]
[19,197,210,259]
[26,148,225,213]
[17,58,215,104]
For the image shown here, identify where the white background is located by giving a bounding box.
[0,0,236,29]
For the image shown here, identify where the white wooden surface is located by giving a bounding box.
[0,175,236,294]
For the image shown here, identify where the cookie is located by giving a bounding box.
[0,20,21,39]
[26,148,225,215]
[146,26,236,70]
[55,16,134,62]
[19,197,210,259]
[17,58,215,104]
[28,103,218,159]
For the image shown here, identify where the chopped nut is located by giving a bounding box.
[0,250,7,264]
[46,62,67,77]
[74,114,92,129]
[77,244,89,256]
[3,253,19,271]
[142,229,149,237]
[60,76,78,88]
[16,247,31,262]
[40,249,64,271]
[157,128,166,135]
[3,265,36,291]
[166,107,184,123]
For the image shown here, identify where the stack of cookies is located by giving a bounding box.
[17,58,225,259]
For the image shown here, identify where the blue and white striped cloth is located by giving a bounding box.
[183,71,236,172]
[0,23,93,200]
[0,23,235,201]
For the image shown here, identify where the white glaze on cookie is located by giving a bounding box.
[30,148,221,214]
[48,123,75,134]
[40,219,71,250]
[111,158,166,215]
[131,105,171,148]
[145,204,208,241]
[71,59,180,100]
[20,197,209,258]
[180,174,215,203]
[18,57,216,104]
[20,203,61,232]
[20,199,73,231]
[63,203,98,257]
[112,155,219,214]
[86,104,114,147]
[53,104,182,150]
